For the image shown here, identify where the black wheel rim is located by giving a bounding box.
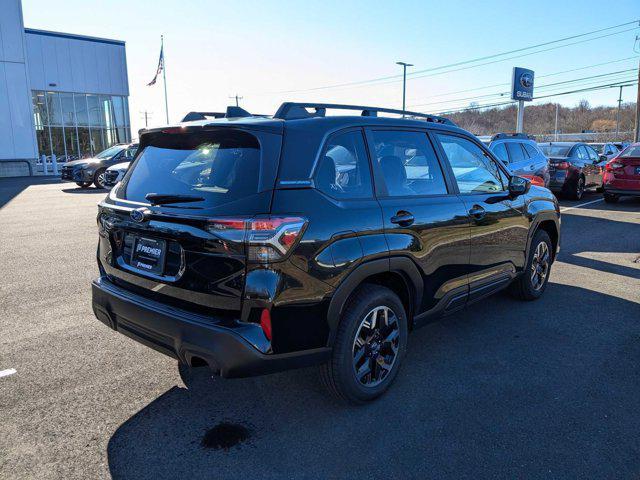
[576,178,584,198]
[530,241,550,291]
[352,306,400,388]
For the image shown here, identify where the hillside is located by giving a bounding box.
[446,101,637,141]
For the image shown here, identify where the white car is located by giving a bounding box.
[104,161,130,188]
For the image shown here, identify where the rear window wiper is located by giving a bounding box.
[145,193,205,205]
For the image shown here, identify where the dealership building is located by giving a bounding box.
[0,0,131,177]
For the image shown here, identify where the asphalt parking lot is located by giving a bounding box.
[1,177,639,479]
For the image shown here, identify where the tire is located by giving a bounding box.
[320,284,408,404]
[604,193,619,203]
[568,175,585,200]
[93,168,107,189]
[75,181,91,188]
[509,230,553,301]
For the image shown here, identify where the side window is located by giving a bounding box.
[586,146,599,162]
[492,143,509,164]
[523,143,539,158]
[315,130,372,199]
[576,146,589,162]
[506,142,526,163]
[436,134,506,194]
[370,130,448,197]
[124,147,138,160]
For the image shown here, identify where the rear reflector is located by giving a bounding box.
[260,309,272,340]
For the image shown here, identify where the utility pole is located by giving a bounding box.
[615,85,623,139]
[554,103,559,141]
[635,52,640,142]
[140,111,152,128]
[229,94,243,107]
[396,61,413,116]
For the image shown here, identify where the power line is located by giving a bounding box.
[407,56,639,106]
[411,69,637,109]
[435,79,638,115]
[270,20,639,94]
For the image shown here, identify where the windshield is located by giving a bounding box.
[95,145,126,159]
[540,145,571,157]
[619,145,640,158]
[121,130,261,208]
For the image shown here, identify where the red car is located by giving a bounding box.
[603,143,640,203]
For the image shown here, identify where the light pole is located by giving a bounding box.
[615,85,623,139]
[396,61,413,116]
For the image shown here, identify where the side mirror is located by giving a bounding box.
[598,154,607,163]
[509,175,531,197]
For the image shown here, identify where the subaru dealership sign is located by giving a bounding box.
[511,67,535,101]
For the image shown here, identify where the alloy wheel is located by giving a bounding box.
[530,241,550,291]
[96,171,107,189]
[352,306,400,388]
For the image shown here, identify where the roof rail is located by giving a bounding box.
[273,102,456,125]
[181,106,255,122]
[491,132,534,141]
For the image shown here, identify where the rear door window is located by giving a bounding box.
[121,130,262,208]
[315,130,372,199]
[506,142,526,163]
[370,130,448,197]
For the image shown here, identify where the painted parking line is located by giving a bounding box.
[560,198,604,213]
[0,368,17,378]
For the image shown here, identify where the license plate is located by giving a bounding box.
[130,237,166,275]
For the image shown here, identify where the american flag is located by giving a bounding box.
[147,45,164,86]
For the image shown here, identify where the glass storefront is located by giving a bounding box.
[32,91,131,163]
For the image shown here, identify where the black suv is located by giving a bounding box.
[92,103,560,403]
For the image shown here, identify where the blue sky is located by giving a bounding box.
[22,0,640,134]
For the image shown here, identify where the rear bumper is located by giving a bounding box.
[603,187,640,196]
[91,276,331,378]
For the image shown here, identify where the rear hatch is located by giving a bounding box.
[97,124,283,314]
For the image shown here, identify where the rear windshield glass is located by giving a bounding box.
[121,130,260,207]
[539,145,571,157]
[619,145,640,158]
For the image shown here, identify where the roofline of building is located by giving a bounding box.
[24,28,125,46]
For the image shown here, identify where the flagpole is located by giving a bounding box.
[161,35,169,124]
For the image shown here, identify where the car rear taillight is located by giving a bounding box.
[206,216,307,263]
[521,174,545,186]
[605,161,624,171]
[555,161,571,170]
[260,308,272,340]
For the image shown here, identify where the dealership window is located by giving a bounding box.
[31,91,131,163]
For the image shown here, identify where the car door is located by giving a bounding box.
[583,145,601,186]
[366,128,471,316]
[434,132,530,300]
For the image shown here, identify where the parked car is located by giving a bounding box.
[538,142,606,199]
[92,103,560,404]
[480,133,550,187]
[588,142,619,161]
[613,141,631,152]
[60,143,138,189]
[104,161,131,188]
[602,142,640,203]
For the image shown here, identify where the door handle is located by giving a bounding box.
[468,205,486,220]
[390,211,414,226]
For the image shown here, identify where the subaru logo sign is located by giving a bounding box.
[130,208,147,223]
[519,72,533,89]
[511,67,534,101]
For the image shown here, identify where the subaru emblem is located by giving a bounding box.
[130,208,146,223]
